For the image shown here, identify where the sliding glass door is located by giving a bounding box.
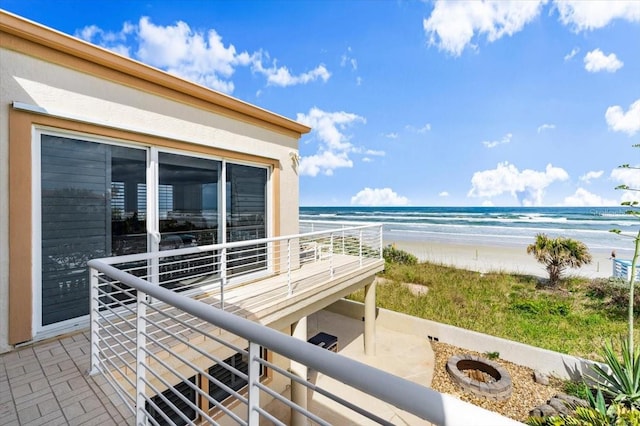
[38,133,269,333]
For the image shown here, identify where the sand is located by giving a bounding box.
[387,239,615,279]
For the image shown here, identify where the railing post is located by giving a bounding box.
[359,230,363,268]
[287,238,292,296]
[221,247,227,310]
[135,287,147,425]
[379,225,383,259]
[247,342,261,425]
[330,233,334,279]
[88,266,100,375]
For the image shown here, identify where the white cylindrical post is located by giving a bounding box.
[364,279,376,356]
[287,239,292,296]
[290,317,308,426]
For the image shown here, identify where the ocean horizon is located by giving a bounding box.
[300,206,638,256]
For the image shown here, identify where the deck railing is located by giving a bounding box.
[613,258,639,282]
[87,222,521,425]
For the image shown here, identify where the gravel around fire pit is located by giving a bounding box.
[430,341,567,422]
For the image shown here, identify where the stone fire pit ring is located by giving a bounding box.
[446,354,513,400]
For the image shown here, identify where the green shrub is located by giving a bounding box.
[510,299,571,317]
[590,337,640,409]
[382,245,417,265]
[562,380,592,401]
[526,403,640,425]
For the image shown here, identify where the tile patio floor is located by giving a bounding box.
[0,310,435,425]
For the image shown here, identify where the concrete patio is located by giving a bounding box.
[0,309,435,425]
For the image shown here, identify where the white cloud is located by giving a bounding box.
[579,170,604,183]
[353,148,385,163]
[482,133,512,148]
[252,57,331,87]
[555,0,640,31]
[296,107,366,176]
[584,49,623,72]
[351,188,409,206]
[75,22,134,57]
[439,191,450,197]
[356,76,363,86]
[611,166,640,189]
[75,17,329,93]
[468,162,569,206]
[564,47,579,61]
[298,151,352,177]
[482,200,495,207]
[408,123,432,133]
[340,47,358,70]
[563,188,617,206]
[423,1,546,56]
[537,123,555,133]
[605,99,640,136]
[384,133,399,139]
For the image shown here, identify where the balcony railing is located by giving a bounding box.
[87,222,520,425]
[613,258,639,282]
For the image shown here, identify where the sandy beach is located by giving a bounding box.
[387,239,617,279]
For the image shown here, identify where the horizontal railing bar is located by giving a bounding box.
[93,367,136,419]
[140,346,244,425]
[255,382,331,426]
[93,224,382,265]
[92,350,136,400]
[139,326,250,406]
[259,358,392,425]
[141,377,197,426]
[88,259,519,426]
[142,300,244,355]
[252,404,285,426]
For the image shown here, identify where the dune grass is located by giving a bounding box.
[348,260,637,360]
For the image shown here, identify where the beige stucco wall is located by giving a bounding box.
[0,45,302,352]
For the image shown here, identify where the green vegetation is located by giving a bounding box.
[347,257,635,359]
[382,244,417,265]
[526,234,593,287]
[484,351,500,360]
[526,403,640,425]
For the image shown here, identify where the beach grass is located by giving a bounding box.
[347,260,636,360]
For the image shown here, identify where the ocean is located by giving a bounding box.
[299,206,639,256]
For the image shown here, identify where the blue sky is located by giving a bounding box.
[3,1,640,207]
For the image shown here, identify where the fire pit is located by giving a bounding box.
[446,354,513,400]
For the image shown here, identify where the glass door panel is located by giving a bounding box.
[157,152,221,288]
[226,164,267,278]
[40,135,146,327]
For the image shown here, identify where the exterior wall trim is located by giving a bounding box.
[0,10,311,139]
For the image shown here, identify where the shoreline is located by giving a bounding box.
[386,239,617,279]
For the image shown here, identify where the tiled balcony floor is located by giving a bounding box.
[0,309,435,425]
[0,331,130,425]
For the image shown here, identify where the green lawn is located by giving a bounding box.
[348,261,637,360]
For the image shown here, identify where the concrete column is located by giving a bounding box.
[364,279,376,356]
[290,317,308,426]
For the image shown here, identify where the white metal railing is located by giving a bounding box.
[87,272,521,425]
[613,258,639,282]
[87,222,520,425]
[93,223,383,313]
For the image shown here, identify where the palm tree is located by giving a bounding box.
[526,233,592,286]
